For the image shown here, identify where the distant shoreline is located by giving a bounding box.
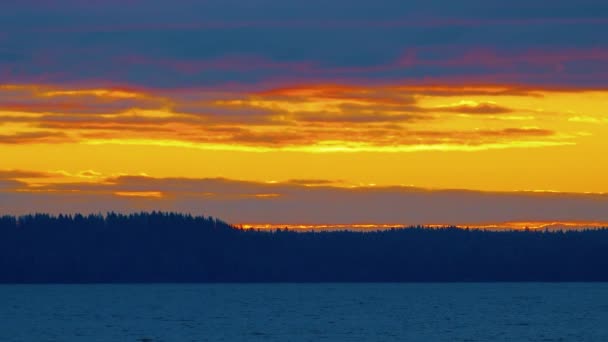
[2,212,608,283]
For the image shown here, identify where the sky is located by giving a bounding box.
[1,0,608,228]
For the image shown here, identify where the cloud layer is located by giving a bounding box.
[1,171,607,226]
[1,0,608,88]
[1,83,597,152]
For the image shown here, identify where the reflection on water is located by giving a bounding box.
[0,283,607,341]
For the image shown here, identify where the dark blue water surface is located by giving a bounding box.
[1,283,607,341]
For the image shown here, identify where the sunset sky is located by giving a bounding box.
[1,0,608,227]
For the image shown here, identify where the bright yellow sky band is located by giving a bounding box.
[1,83,606,194]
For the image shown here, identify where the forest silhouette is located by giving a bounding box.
[1,212,607,282]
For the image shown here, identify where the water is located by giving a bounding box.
[0,283,607,341]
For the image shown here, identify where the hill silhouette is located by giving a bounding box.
[1,212,607,282]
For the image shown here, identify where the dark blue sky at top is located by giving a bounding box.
[1,0,607,88]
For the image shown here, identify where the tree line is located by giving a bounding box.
[1,212,607,282]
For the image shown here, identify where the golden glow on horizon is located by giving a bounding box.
[239,221,608,231]
[240,223,406,230]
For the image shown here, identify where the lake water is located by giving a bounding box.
[1,283,607,341]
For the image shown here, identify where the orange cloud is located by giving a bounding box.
[0,85,164,115]
[0,82,601,153]
[0,131,72,144]
[0,169,53,179]
[435,102,514,114]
